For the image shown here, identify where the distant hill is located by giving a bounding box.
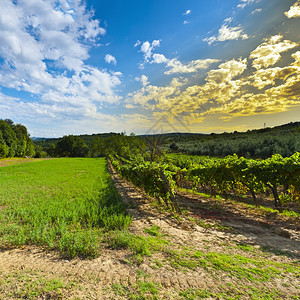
[32,121,300,159]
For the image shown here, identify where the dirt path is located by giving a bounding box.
[0,162,299,299]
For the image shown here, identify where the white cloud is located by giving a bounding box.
[237,0,260,9]
[165,58,220,75]
[105,54,117,65]
[204,23,248,45]
[134,40,141,47]
[151,53,219,75]
[135,75,149,87]
[152,53,168,64]
[285,1,300,18]
[250,8,262,15]
[0,0,121,128]
[140,40,161,62]
[183,9,191,15]
[183,21,190,25]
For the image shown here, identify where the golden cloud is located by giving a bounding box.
[249,35,298,69]
[285,0,300,18]
[125,35,300,126]
[165,58,220,75]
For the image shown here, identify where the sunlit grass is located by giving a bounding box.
[0,158,131,258]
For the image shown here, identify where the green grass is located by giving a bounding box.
[169,248,300,282]
[0,158,132,258]
[107,228,169,259]
[178,286,285,300]
[112,280,160,300]
[0,269,77,299]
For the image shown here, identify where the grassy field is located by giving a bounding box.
[0,158,131,258]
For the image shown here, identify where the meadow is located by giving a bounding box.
[0,158,131,258]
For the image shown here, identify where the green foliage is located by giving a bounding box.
[169,122,300,159]
[55,135,89,157]
[169,248,300,282]
[0,158,131,258]
[0,119,35,158]
[35,132,147,159]
[112,280,160,300]
[187,153,300,207]
[110,154,181,211]
[108,230,152,257]
[144,225,162,237]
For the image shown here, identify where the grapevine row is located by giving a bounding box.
[109,155,181,212]
[109,152,300,211]
[165,153,300,207]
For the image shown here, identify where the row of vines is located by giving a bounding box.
[109,152,300,210]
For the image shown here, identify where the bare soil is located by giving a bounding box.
[0,162,299,299]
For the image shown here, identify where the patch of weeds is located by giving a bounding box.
[246,286,284,299]
[137,270,150,279]
[169,248,299,282]
[0,270,74,300]
[236,243,258,253]
[126,254,145,266]
[170,249,205,270]
[129,281,160,300]
[179,288,214,299]
[144,225,162,237]
[111,280,161,300]
[59,228,102,259]
[108,229,170,261]
[108,230,151,257]
[16,278,65,299]
[172,214,184,222]
[194,219,233,232]
[281,210,300,218]
[252,205,300,219]
[112,283,128,296]
[151,259,163,269]
[205,252,281,281]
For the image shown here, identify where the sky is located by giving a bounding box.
[0,0,300,137]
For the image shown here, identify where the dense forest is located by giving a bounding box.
[0,119,35,158]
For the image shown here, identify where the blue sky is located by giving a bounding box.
[0,0,300,137]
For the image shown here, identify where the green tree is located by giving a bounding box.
[0,120,17,157]
[55,135,89,157]
[91,136,105,157]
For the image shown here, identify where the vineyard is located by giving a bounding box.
[109,152,300,211]
[0,156,299,298]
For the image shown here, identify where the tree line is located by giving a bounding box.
[0,119,35,158]
[165,122,300,159]
[32,121,300,160]
[34,132,147,159]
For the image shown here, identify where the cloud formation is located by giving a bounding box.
[237,0,260,9]
[249,35,298,69]
[140,40,161,62]
[285,1,300,18]
[165,58,220,75]
[250,8,262,15]
[0,0,121,128]
[203,21,248,44]
[126,35,300,126]
[183,9,191,15]
[152,54,219,75]
[105,54,117,65]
